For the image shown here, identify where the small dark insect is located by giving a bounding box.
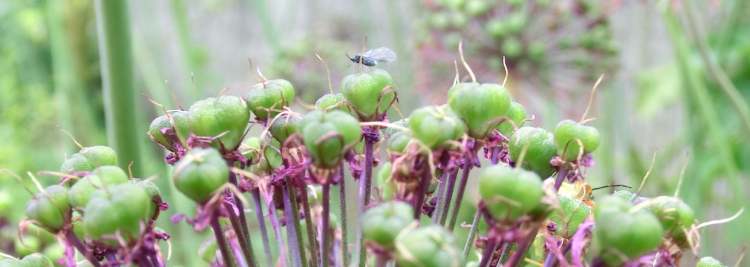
[347,47,397,66]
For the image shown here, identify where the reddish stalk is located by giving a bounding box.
[438,169,459,225]
[250,189,273,266]
[412,166,433,218]
[448,159,474,231]
[504,228,539,267]
[300,186,320,266]
[226,202,257,267]
[282,183,303,267]
[479,239,498,267]
[356,138,376,266]
[321,184,332,267]
[210,214,237,267]
[64,230,101,267]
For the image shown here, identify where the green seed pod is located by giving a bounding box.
[147,110,191,150]
[239,136,262,164]
[408,106,465,150]
[553,120,600,161]
[341,69,395,121]
[189,96,250,149]
[14,236,40,257]
[79,146,118,168]
[375,162,396,200]
[486,19,509,39]
[593,195,631,217]
[635,196,694,238]
[505,12,527,34]
[245,79,295,121]
[148,114,174,149]
[269,114,300,143]
[548,195,590,238]
[25,185,70,232]
[172,148,229,203]
[131,179,161,217]
[68,165,129,208]
[362,201,414,250]
[19,253,53,267]
[509,127,556,178]
[448,12,468,28]
[593,196,664,265]
[612,189,637,201]
[464,0,490,16]
[437,0,464,10]
[42,243,64,266]
[300,110,362,169]
[696,257,727,267]
[387,131,412,155]
[497,101,527,137]
[448,83,511,139]
[0,258,21,266]
[394,225,463,267]
[252,145,283,174]
[501,37,523,59]
[315,93,347,111]
[82,183,151,240]
[0,191,11,217]
[478,166,543,221]
[528,41,547,62]
[429,12,451,30]
[59,153,93,173]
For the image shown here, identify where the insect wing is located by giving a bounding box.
[362,47,397,63]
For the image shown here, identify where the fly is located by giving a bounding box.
[347,47,397,67]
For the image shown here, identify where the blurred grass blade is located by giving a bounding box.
[681,0,750,135]
[94,0,142,176]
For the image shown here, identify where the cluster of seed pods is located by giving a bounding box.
[7,48,736,267]
[11,145,168,267]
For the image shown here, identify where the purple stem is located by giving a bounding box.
[321,184,332,267]
[412,166,433,218]
[448,160,474,231]
[226,201,257,267]
[495,242,509,267]
[268,197,287,265]
[229,239,248,267]
[431,171,449,224]
[438,169,459,225]
[375,254,388,267]
[300,187,320,266]
[338,165,349,266]
[356,139,375,267]
[64,229,101,267]
[228,174,251,241]
[251,189,273,266]
[210,214,237,267]
[359,139,375,206]
[283,183,303,267]
[504,228,539,267]
[479,239,498,267]
[553,168,569,192]
[543,241,571,267]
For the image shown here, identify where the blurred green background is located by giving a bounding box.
[0,0,748,266]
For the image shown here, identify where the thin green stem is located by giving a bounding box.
[682,0,750,135]
[462,209,481,260]
[300,187,320,266]
[94,0,143,176]
[338,165,349,267]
